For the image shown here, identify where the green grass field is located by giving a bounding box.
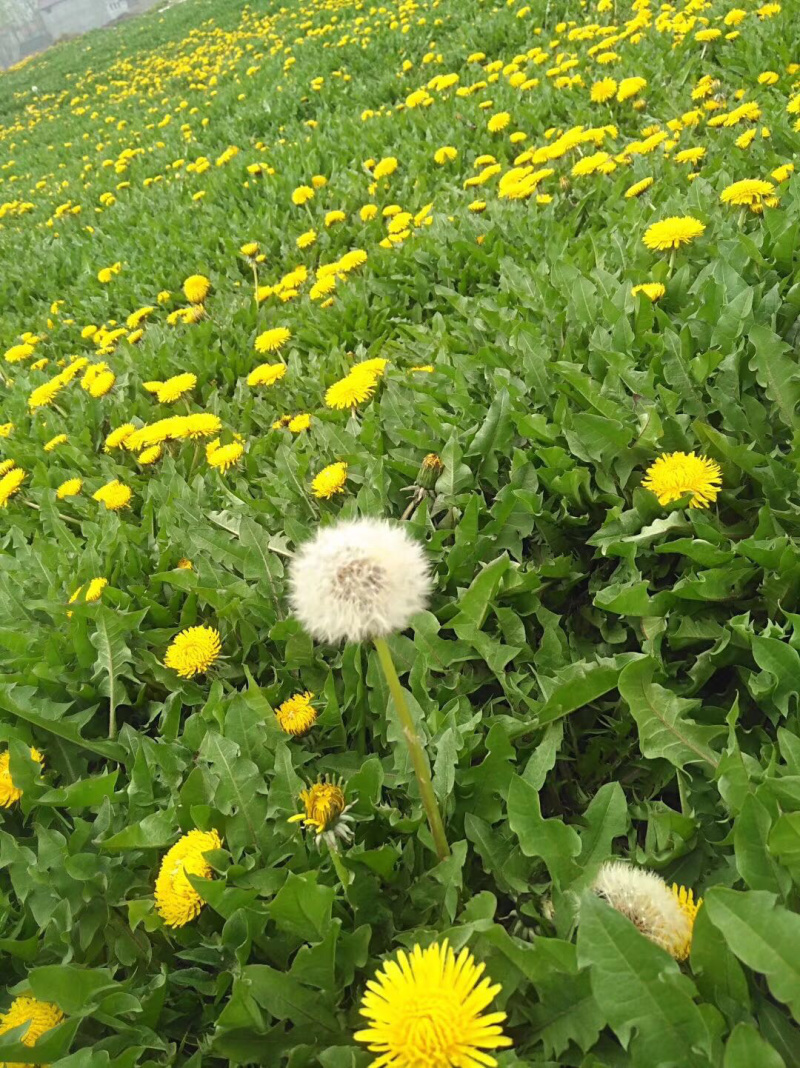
[1,0,800,1063]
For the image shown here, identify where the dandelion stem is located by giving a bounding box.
[373,636,450,862]
[328,844,351,899]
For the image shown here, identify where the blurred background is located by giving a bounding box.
[0,0,163,69]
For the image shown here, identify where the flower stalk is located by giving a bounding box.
[373,636,450,862]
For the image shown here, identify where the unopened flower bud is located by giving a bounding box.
[416,453,444,490]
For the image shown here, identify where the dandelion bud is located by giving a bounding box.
[416,452,443,490]
[289,517,431,643]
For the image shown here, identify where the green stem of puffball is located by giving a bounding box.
[373,636,450,862]
[329,845,351,898]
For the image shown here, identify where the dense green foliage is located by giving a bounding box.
[1,0,800,1063]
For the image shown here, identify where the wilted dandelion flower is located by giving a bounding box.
[255,327,291,353]
[592,861,700,960]
[155,828,222,927]
[0,467,26,507]
[0,995,64,1048]
[164,625,221,678]
[354,941,512,1068]
[643,216,705,251]
[0,746,43,807]
[183,274,210,304]
[312,461,348,499]
[206,438,244,473]
[631,282,665,301]
[642,451,722,508]
[290,517,431,643]
[289,776,354,850]
[720,178,774,205]
[56,478,82,499]
[276,691,318,736]
[93,479,132,511]
[247,363,287,387]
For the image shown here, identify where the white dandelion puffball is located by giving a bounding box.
[289,517,431,643]
[592,861,692,960]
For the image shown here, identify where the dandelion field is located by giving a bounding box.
[1,0,800,1062]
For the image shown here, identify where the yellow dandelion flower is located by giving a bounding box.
[720,178,774,205]
[671,883,703,958]
[373,156,399,180]
[206,439,244,473]
[674,147,706,164]
[310,275,337,300]
[0,460,14,476]
[311,461,348,499]
[297,229,317,249]
[4,343,35,364]
[0,467,26,507]
[625,176,653,198]
[154,828,222,927]
[44,434,68,452]
[0,746,44,807]
[247,363,287,387]
[617,76,647,102]
[56,478,82,499]
[0,424,13,438]
[487,111,511,133]
[641,451,722,508]
[104,424,136,451]
[288,413,311,433]
[177,558,193,570]
[126,306,154,330]
[240,241,259,257]
[157,290,171,304]
[360,204,378,221]
[434,146,458,164]
[92,479,132,511]
[164,625,221,678]
[178,413,223,440]
[325,210,347,227]
[354,941,512,1068]
[0,995,63,1048]
[85,577,107,602]
[255,327,291,354]
[632,282,666,301]
[643,216,705,251]
[183,274,210,304]
[139,444,162,465]
[325,374,376,409]
[469,200,487,213]
[292,184,315,205]
[150,373,198,404]
[591,78,617,102]
[276,691,318,736]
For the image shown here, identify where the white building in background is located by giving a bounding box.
[37,0,129,40]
